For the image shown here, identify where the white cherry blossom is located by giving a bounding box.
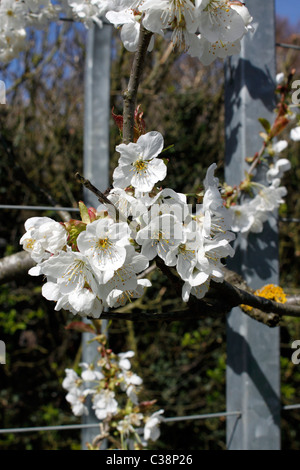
[62,368,82,392]
[144,188,189,225]
[266,158,291,183]
[106,7,155,52]
[271,140,288,154]
[136,213,184,262]
[113,131,167,192]
[106,278,152,308]
[140,0,199,50]
[77,217,131,283]
[254,179,287,212]
[165,222,201,280]
[118,350,135,370]
[20,217,68,263]
[144,409,164,442]
[229,196,275,235]
[198,0,247,44]
[92,389,119,420]
[99,245,150,307]
[182,278,210,302]
[107,187,147,220]
[229,202,258,234]
[196,234,235,279]
[191,34,241,65]
[65,387,92,417]
[290,126,300,142]
[79,362,104,382]
[40,250,105,317]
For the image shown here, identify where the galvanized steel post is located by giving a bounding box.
[225,0,281,450]
[81,21,112,449]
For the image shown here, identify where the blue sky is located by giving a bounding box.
[275,0,300,26]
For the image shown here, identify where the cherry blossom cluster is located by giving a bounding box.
[106,0,254,64]
[0,0,59,61]
[228,140,291,235]
[20,130,236,317]
[0,0,112,61]
[224,72,299,236]
[62,337,164,449]
[0,0,253,64]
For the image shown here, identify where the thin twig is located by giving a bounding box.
[122,25,153,144]
[137,263,157,280]
[75,172,123,222]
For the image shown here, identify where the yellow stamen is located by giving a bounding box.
[26,239,35,250]
[96,238,109,250]
[133,159,148,174]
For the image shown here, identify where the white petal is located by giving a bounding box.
[42,281,60,301]
[137,131,164,159]
[148,158,167,182]
[121,22,140,52]
[272,140,288,153]
[290,127,300,141]
[28,265,42,276]
[116,142,139,163]
[276,72,285,85]
[140,240,158,261]
[106,10,134,25]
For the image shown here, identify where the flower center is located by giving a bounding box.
[26,238,35,250]
[179,243,186,253]
[205,0,230,12]
[133,159,148,174]
[63,260,85,284]
[96,238,109,250]
[179,243,195,257]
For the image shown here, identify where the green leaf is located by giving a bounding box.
[258,117,271,133]
[161,144,174,154]
[78,201,90,224]
[64,219,87,245]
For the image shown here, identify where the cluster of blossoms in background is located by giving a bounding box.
[0,0,111,61]
[106,0,254,64]
[228,137,291,235]
[0,0,254,64]
[222,71,300,237]
[62,334,164,450]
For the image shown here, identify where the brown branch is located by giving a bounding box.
[1,249,300,327]
[98,263,300,326]
[137,263,156,280]
[75,172,124,222]
[212,280,300,318]
[99,286,300,325]
[286,295,300,306]
[122,25,153,144]
[0,251,35,284]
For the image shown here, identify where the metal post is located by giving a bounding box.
[81,21,112,450]
[225,0,281,450]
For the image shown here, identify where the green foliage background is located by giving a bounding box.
[0,19,299,450]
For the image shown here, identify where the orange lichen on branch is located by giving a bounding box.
[255,284,287,304]
[241,284,287,312]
